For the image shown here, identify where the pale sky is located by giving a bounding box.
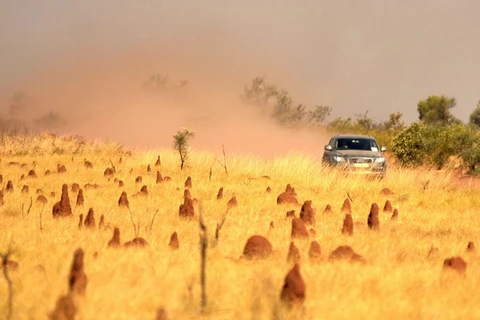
[1,0,479,125]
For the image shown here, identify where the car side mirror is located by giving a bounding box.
[381,146,387,152]
[324,145,332,151]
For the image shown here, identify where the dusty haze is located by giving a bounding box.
[1,1,479,156]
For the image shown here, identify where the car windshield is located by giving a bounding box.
[335,138,379,151]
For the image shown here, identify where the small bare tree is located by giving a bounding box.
[173,128,195,170]
[199,203,208,312]
[1,244,15,320]
[39,203,46,232]
[127,207,139,237]
[215,145,228,175]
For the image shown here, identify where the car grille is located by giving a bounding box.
[349,158,373,164]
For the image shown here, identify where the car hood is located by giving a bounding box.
[332,150,384,158]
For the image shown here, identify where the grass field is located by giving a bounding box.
[0,134,479,320]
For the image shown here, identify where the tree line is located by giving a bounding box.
[242,76,480,173]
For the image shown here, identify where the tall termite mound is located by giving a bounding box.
[287,242,301,263]
[391,208,399,220]
[69,248,88,295]
[52,184,73,218]
[367,203,380,231]
[76,189,84,207]
[280,263,306,307]
[466,242,475,252]
[341,198,351,214]
[342,214,354,236]
[184,176,192,188]
[216,187,224,200]
[71,183,80,193]
[309,241,321,261]
[6,181,14,193]
[50,294,77,320]
[291,218,309,239]
[383,200,393,212]
[227,196,238,208]
[169,232,179,249]
[156,171,163,183]
[299,200,315,225]
[118,191,129,208]
[179,197,195,219]
[108,228,121,248]
[84,208,96,229]
[323,204,333,214]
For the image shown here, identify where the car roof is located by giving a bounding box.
[333,134,376,139]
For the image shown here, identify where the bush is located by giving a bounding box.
[424,124,471,169]
[458,128,480,173]
[392,122,480,170]
[391,122,428,167]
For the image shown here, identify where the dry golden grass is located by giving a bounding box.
[0,134,479,320]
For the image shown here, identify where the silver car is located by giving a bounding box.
[322,134,387,176]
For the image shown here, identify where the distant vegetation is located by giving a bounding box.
[241,76,405,150]
[0,92,67,144]
[242,76,480,174]
[241,76,333,127]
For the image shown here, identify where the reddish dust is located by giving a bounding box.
[2,1,480,138]
[5,50,331,159]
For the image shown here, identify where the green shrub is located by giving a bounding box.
[458,128,480,172]
[391,122,429,167]
[392,122,480,170]
[424,124,470,169]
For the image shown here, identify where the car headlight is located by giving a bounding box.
[375,157,385,163]
[333,156,345,162]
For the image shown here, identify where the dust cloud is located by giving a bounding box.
[0,51,331,158]
[1,1,479,157]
